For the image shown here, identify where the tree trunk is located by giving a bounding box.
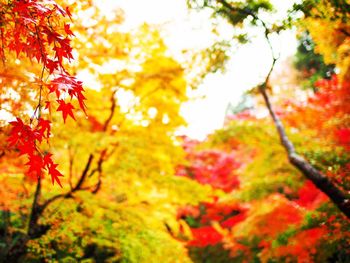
[259,86,350,219]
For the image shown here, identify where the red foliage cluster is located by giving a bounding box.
[188,226,223,247]
[7,118,63,186]
[335,128,350,151]
[178,199,248,247]
[273,227,327,262]
[313,76,350,117]
[284,75,350,188]
[177,137,241,192]
[1,0,73,68]
[199,200,247,226]
[286,75,350,149]
[254,196,304,240]
[177,135,331,255]
[175,73,349,259]
[1,0,85,186]
[176,138,247,247]
[295,180,328,209]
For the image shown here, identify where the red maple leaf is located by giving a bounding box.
[26,154,44,180]
[44,153,63,187]
[48,163,63,187]
[7,118,26,146]
[45,59,59,74]
[64,23,74,36]
[50,74,86,113]
[56,100,75,122]
[18,141,36,156]
[7,117,36,146]
[36,118,51,141]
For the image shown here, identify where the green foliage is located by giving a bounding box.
[301,211,324,230]
[188,0,273,24]
[201,40,232,74]
[294,31,335,90]
[24,180,208,262]
[293,0,350,22]
[188,244,233,263]
[212,120,303,201]
[272,227,297,247]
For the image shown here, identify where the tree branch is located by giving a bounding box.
[339,28,350,37]
[72,154,94,192]
[39,154,94,214]
[102,90,117,131]
[91,150,105,194]
[68,145,74,190]
[259,28,350,219]
[27,177,49,238]
[217,0,350,218]
[259,85,350,217]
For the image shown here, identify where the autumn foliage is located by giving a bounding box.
[1,0,350,262]
[175,126,342,262]
[1,0,85,186]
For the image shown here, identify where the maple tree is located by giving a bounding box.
[174,0,350,262]
[0,0,87,259]
[1,0,350,262]
[0,1,210,261]
[1,0,86,187]
[187,0,350,219]
[176,104,350,261]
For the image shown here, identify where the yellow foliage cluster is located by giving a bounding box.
[302,1,350,80]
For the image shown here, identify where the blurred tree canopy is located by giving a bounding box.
[1,0,350,262]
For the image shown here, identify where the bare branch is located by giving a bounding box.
[68,145,74,190]
[72,154,94,192]
[91,154,103,194]
[40,154,94,213]
[27,177,44,237]
[102,90,117,131]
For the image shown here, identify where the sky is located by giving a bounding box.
[99,0,299,139]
